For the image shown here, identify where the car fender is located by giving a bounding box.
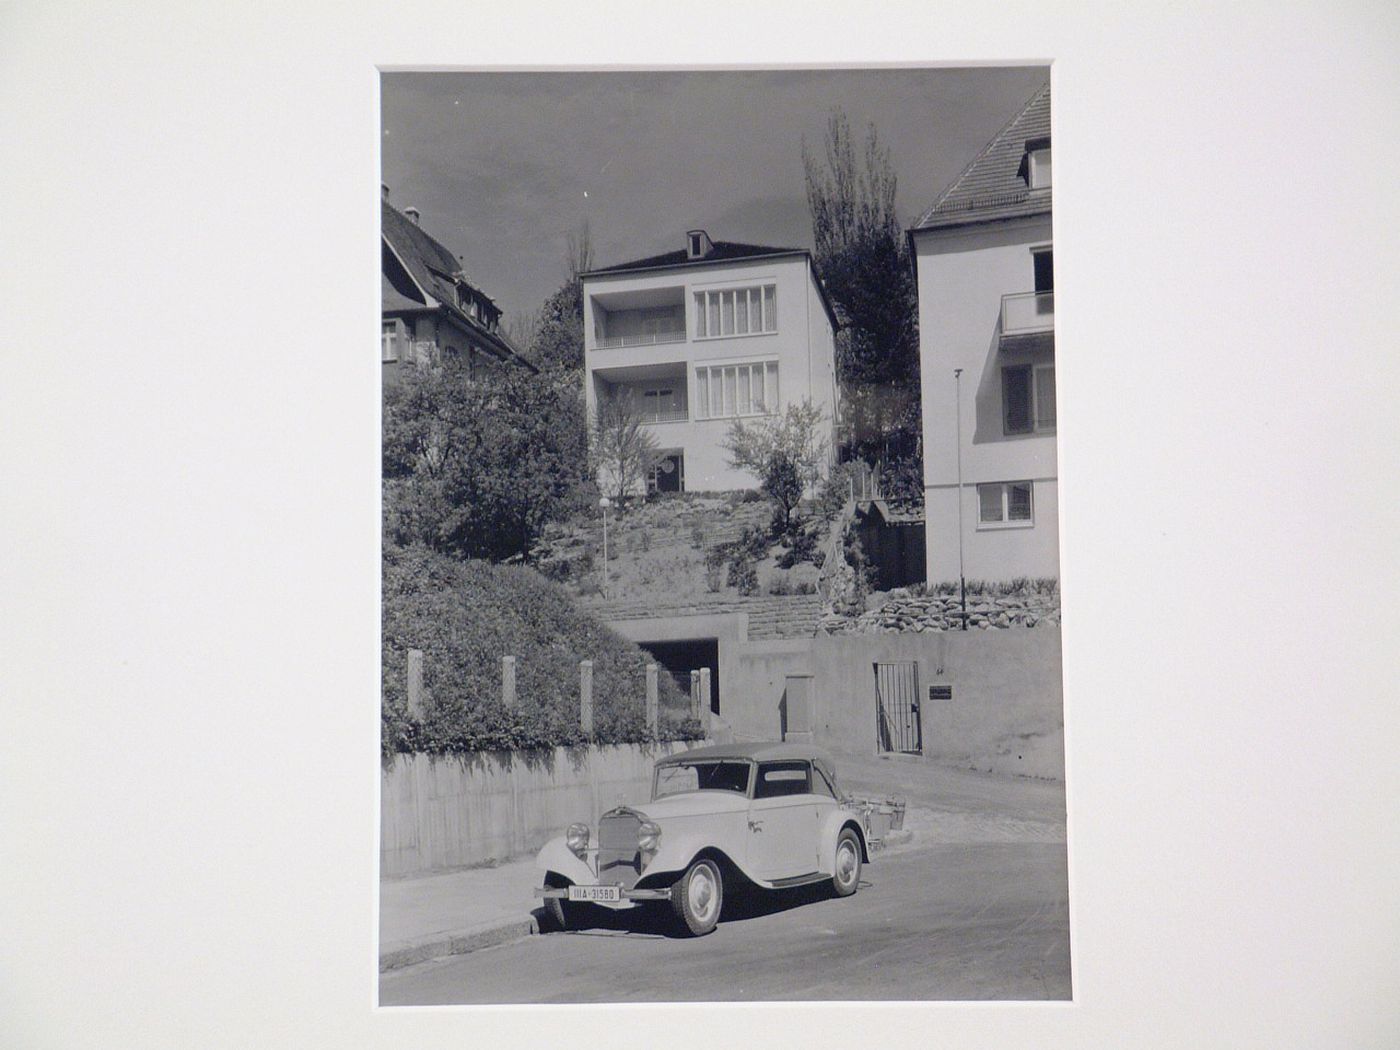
[535,835,595,885]
[818,808,870,872]
[638,829,763,887]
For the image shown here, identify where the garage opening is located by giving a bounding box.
[639,638,719,715]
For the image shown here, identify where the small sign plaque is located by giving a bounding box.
[929,685,953,701]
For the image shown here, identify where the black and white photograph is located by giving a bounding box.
[6,2,1400,1047]
[376,66,1067,1004]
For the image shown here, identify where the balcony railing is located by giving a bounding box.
[639,407,689,423]
[594,330,687,350]
[1000,290,1055,337]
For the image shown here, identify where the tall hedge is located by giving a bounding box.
[382,545,700,754]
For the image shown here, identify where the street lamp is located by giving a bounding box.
[953,369,967,630]
[599,497,611,599]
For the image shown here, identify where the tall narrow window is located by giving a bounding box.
[693,361,780,420]
[1035,365,1057,429]
[693,285,777,339]
[1003,365,1033,434]
[1033,248,1054,293]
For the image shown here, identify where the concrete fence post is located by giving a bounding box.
[698,667,712,734]
[689,671,701,719]
[406,649,424,716]
[645,663,659,735]
[501,655,516,709]
[580,659,594,736]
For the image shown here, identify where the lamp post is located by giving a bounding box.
[953,368,967,630]
[599,497,611,599]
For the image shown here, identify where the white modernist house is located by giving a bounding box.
[910,82,1058,583]
[582,231,840,493]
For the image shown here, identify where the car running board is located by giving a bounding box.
[768,872,828,890]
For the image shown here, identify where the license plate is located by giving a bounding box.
[568,884,621,902]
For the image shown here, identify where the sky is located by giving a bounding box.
[381,66,1049,330]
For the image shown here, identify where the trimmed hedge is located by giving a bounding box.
[382,545,702,755]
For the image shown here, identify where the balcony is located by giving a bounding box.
[1000,290,1055,337]
[595,329,686,350]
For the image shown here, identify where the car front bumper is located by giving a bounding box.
[534,885,672,903]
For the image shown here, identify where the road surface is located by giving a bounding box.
[379,839,1071,1003]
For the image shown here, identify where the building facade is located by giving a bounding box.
[582,231,840,494]
[381,188,533,387]
[910,83,1058,583]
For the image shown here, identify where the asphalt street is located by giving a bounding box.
[379,838,1071,1003]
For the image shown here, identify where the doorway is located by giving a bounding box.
[641,637,718,714]
[648,451,684,494]
[874,661,922,754]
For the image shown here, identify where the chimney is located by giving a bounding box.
[686,229,713,260]
[405,206,420,225]
[381,183,389,202]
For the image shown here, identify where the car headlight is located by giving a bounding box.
[637,820,661,854]
[566,822,590,857]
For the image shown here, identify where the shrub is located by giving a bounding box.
[767,575,794,596]
[728,556,759,595]
[777,526,819,569]
[382,546,697,755]
[818,462,856,521]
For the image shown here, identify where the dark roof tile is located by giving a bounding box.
[913,83,1051,231]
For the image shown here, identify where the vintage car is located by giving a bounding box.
[534,742,869,936]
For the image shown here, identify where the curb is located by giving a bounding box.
[379,915,539,972]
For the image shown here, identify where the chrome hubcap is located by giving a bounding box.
[689,867,717,921]
[837,843,858,884]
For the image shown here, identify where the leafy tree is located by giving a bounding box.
[803,110,921,467]
[528,223,592,372]
[383,359,593,561]
[762,452,804,533]
[591,392,662,502]
[723,400,829,529]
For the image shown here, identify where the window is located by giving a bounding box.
[1002,364,1056,434]
[754,761,811,799]
[381,319,405,362]
[1032,248,1054,293]
[695,360,778,419]
[694,285,776,339]
[639,387,684,423]
[653,760,752,799]
[1027,141,1051,189]
[978,481,1034,527]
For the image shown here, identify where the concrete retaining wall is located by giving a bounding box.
[807,628,1064,779]
[381,740,697,878]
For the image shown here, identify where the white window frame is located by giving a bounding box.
[382,319,405,362]
[693,359,779,421]
[976,481,1035,530]
[693,284,777,341]
[1028,146,1052,189]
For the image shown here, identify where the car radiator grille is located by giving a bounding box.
[597,811,642,888]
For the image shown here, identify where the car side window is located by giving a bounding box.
[811,765,838,798]
[754,761,811,799]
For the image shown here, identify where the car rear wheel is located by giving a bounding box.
[832,828,862,897]
[670,858,723,936]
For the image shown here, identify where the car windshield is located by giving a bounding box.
[653,760,752,799]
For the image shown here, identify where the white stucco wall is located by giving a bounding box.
[583,253,838,493]
[914,215,1060,582]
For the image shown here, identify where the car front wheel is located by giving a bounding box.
[543,874,576,931]
[670,858,723,936]
[832,828,862,897]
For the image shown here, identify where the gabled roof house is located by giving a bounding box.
[381,187,534,384]
[909,82,1058,583]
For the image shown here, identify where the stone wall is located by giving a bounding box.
[822,587,1060,634]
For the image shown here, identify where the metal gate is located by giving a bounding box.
[874,661,922,754]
